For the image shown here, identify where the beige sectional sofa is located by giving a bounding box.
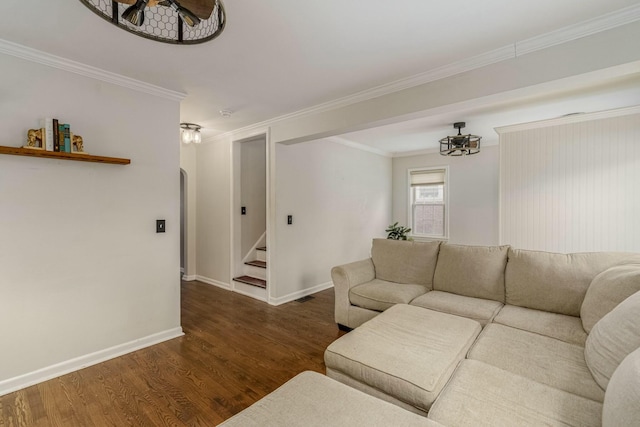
[326,239,640,426]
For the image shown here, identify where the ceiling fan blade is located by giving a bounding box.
[177,0,216,20]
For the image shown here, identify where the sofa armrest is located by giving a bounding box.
[331,258,375,326]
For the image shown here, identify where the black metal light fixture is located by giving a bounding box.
[439,122,481,156]
[79,0,226,45]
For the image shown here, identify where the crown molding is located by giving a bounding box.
[516,4,640,56]
[495,104,640,134]
[215,5,640,142]
[324,136,392,157]
[0,39,186,102]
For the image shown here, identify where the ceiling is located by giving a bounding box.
[1,1,639,153]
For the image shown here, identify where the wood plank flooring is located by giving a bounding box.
[0,281,344,426]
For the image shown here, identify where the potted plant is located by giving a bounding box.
[385,222,412,240]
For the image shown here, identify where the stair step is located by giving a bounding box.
[233,275,267,289]
[256,246,267,251]
[245,260,267,268]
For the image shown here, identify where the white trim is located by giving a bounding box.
[207,6,640,143]
[231,283,268,302]
[242,231,267,264]
[0,327,184,396]
[392,147,441,158]
[406,166,450,240]
[0,39,186,102]
[516,4,640,56]
[269,282,334,306]
[495,105,640,134]
[265,128,276,301]
[195,275,232,290]
[324,137,392,158]
[181,274,197,281]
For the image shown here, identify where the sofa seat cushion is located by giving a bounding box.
[409,291,503,326]
[218,371,442,427]
[371,238,440,287]
[602,347,640,427]
[493,304,587,346]
[468,324,604,402]
[585,290,640,390]
[349,279,428,312]
[428,360,603,427]
[325,304,481,413]
[433,244,509,302]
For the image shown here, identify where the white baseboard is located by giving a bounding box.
[233,281,268,302]
[270,281,334,306]
[196,275,232,290]
[181,274,197,281]
[0,327,184,397]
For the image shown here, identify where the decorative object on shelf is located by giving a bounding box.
[25,129,45,150]
[385,222,412,241]
[439,122,481,156]
[71,135,86,154]
[78,0,226,45]
[180,123,202,144]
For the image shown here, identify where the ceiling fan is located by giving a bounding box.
[79,0,225,44]
[115,0,214,27]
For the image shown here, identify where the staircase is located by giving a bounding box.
[233,246,267,289]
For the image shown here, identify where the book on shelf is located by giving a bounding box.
[40,118,54,151]
[62,124,71,153]
[52,118,60,152]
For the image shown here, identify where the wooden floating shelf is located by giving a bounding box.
[0,146,130,165]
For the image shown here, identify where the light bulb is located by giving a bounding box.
[122,0,150,26]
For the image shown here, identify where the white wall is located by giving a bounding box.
[499,109,640,253]
[240,137,266,258]
[195,140,232,286]
[392,145,499,245]
[273,139,392,303]
[0,53,181,391]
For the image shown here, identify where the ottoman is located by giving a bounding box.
[217,371,442,426]
[325,304,482,415]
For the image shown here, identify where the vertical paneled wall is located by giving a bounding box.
[499,109,640,253]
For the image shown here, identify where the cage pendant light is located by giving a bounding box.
[439,122,481,156]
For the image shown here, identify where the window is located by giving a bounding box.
[408,167,448,238]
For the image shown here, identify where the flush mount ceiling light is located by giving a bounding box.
[439,122,481,156]
[79,0,225,45]
[180,123,202,144]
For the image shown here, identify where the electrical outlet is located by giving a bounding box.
[156,219,166,233]
[287,215,293,225]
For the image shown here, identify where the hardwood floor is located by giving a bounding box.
[0,281,345,426]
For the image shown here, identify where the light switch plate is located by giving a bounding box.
[156,219,166,233]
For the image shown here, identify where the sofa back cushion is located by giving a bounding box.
[602,346,640,427]
[505,249,638,316]
[581,264,640,333]
[433,244,509,302]
[371,239,441,287]
[585,291,640,390]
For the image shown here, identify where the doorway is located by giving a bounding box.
[231,135,268,300]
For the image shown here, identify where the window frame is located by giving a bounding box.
[407,166,450,240]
